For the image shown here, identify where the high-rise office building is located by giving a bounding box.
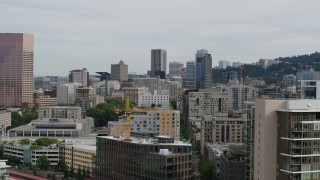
[111,60,128,82]
[195,49,212,89]
[149,49,167,79]
[0,33,34,106]
[69,68,88,87]
[169,61,184,77]
[185,61,195,89]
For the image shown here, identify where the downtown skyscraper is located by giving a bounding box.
[149,49,167,79]
[195,49,212,89]
[0,33,34,106]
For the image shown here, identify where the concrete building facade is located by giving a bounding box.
[69,68,88,87]
[169,61,184,77]
[188,89,228,118]
[111,60,128,82]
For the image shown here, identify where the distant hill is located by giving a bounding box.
[276,52,320,64]
[213,51,320,85]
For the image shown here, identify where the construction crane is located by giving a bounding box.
[113,97,150,141]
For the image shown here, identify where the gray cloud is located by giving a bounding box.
[1,0,320,75]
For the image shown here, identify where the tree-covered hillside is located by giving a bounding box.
[213,51,320,85]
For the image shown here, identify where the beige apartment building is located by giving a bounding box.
[38,106,82,120]
[34,95,57,108]
[188,89,228,118]
[254,99,286,180]
[65,145,96,177]
[0,111,11,130]
[108,108,180,140]
[69,68,88,87]
[0,33,34,106]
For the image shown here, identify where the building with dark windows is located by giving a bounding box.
[96,135,192,180]
[195,49,212,89]
[220,145,246,180]
[149,49,167,79]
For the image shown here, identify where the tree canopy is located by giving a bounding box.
[86,99,136,127]
[37,155,50,170]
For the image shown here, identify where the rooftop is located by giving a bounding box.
[99,136,191,146]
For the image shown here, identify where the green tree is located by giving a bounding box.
[58,159,67,172]
[37,155,50,171]
[19,139,30,145]
[82,167,86,180]
[34,138,58,147]
[199,156,216,179]
[69,165,74,177]
[77,166,82,180]
[86,168,91,178]
[170,100,177,110]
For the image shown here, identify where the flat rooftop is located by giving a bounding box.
[98,136,191,146]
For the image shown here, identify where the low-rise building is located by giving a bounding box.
[38,106,81,121]
[8,117,94,138]
[65,145,96,177]
[138,91,170,108]
[4,142,60,168]
[0,111,11,131]
[220,145,245,180]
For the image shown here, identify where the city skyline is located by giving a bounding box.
[2,0,320,76]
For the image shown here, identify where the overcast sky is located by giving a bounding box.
[2,0,320,76]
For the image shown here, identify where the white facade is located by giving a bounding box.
[123,87,149,104]
[106,80,121,96]
[4,144,59,167]
[219,60,231,69]
[70,68,88,87]
[298,80,320,99]
[57,83,81,104]
[138,91,170,108]
[226,85,257,110]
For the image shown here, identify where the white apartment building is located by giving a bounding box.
[297,80,320,99]
[138,91,170,108]
[188,89,228,118]
[219,60,231,69]
[38,106,82,120]
[57,83,81,104]
[106,80,121,96]
[226,85,257,110]
[0,111,11,130]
